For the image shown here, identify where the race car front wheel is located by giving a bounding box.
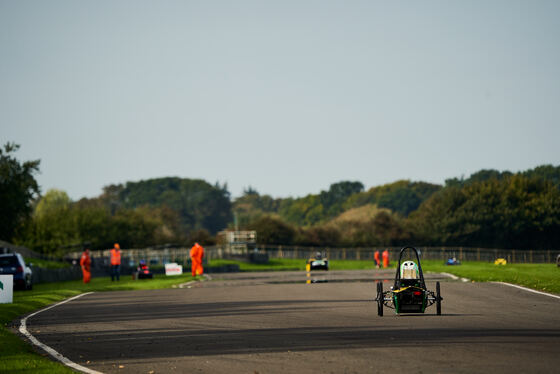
[377,282,383,316]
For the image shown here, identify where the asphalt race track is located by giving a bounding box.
[22,270,560,373]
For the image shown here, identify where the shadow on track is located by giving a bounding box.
[37,325,560,361]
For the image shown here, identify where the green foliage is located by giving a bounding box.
[0,142,40,241]
[117,177,232,234]
[247,215,296,244]
[410,175,560,249]
[276,181,365,226]
[331,211,412,247]
[233,188,281,227]
[9,146,560,253]
[522,164,560,187]
[345,180,441,216]
[188,228,216,246]
[17,189,188,255]
[445,169,513,187]
[278,194,325,226]
[296,225,342,247]
[319,181,364,217]
[18,189,78,254]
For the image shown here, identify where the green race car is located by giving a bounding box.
[375,246,442,316]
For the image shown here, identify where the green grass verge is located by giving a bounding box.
[25,257,71,269]
[422,260,560,294]
[0,273,194,373]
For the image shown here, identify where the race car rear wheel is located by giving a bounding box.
[436,281,441,315]
[377,282,384,316]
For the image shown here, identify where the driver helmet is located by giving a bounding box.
[400,261,419,279]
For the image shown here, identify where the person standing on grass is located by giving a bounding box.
[374,250,380,268]
[382,249,390,268]
[110,243,122,281]
[80,248,91,283]
[190,242,205,277]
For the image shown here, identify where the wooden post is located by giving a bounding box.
[342,248,346,260]
[477,248,480,262]
[529,250,533,263]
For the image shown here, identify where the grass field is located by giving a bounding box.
[25,257,71,269]
[0,273,194,374]
[421,260,560,294]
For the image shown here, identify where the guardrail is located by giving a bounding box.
[254,245,558,264]
[67,245,558,265]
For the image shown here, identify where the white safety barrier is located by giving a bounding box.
[0,275,13,303]
[165,262,183,276]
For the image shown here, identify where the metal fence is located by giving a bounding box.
[68,245,559,265]
[256,245,559,264]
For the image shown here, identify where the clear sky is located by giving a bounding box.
[2,0,559,200]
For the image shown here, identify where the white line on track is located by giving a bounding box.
[176,274,212,288]
[19,292,104,374]
[441,272,459,280]
[440,272,470,282]
[493,282,560,300]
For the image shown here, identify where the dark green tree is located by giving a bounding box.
[522,164,560,187]
[0,143,40,241]
[115,177,232,234]
[409,175,560,249]
[248,215,296,245]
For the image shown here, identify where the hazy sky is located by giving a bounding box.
[2,1,559,200]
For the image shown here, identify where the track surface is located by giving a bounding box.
[25,270,560,373]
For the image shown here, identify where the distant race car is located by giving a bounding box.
[375,246,442,316]
[136,260,153,279]
[307,252,329,271]
[446,257,461,265]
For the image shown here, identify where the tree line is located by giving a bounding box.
[1,142,559,256]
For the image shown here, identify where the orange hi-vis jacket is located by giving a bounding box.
[80,251,91,270]
[190,243,204,276]
[382,250,389,268]
[110,248,121,265]
[80,251,91,283]
[190,244,204,262]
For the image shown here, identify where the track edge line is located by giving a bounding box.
[19,291,104,374]
[492,282,560,300]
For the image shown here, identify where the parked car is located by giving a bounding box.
[0,253,33,290]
